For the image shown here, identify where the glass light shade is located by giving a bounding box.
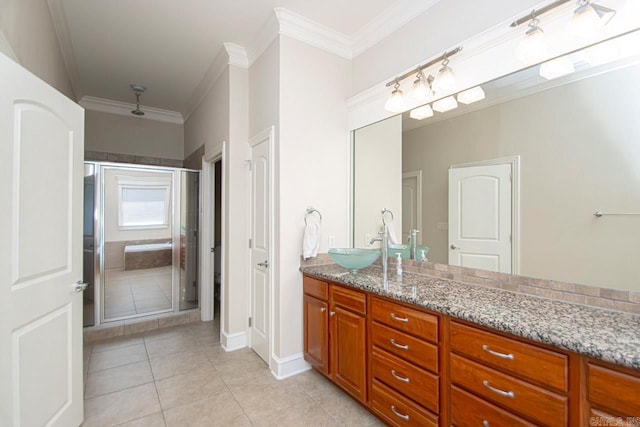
[569,3,609,40]
[432,96,458,113]
[516,26,549,64]
[432,66,456,94]
[384,88,406,113]
[410,104,434,120]
[410,77,434,101]
[457,86,485,104]
[539,56,575,80]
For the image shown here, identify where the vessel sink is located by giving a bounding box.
[328,248,380,273]
[388,244,430,259]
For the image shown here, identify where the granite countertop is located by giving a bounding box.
[300,263,640,370]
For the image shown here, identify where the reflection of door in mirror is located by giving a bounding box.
[102,167,174,321]
[448,162,513,274]
[402,171,422,245]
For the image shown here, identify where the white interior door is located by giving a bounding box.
[249,132,271,364]
[0,53,85,426]
[449,164,512,273]
[402,171,422,244]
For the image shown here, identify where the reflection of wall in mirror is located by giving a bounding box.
[402,63,640,291]
[354,115,402,248]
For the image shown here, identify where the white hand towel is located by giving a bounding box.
[303,223,321,260]
[386,223,399,245]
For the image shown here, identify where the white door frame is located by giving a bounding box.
[450,155,520,274]
[247,127,275,367]
[201,143,225,327]
[402,170,423,245]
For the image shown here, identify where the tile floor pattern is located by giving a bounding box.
[83,321,384,426]
[103,266,172,319]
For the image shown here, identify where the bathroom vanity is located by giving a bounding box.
[301,265,640,426]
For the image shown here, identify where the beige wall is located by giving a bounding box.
[277,36,351,359]
[403,63,640,291]
[0,0,74,99]
[354,115,402,248]
[86,110,184,160]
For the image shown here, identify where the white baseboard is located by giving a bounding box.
[221,331,247,352]
[270,352,311,380]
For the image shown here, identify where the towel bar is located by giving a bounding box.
[594,211,640,217]
[305,207,322,225]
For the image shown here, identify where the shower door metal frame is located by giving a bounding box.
[88,161,200,326]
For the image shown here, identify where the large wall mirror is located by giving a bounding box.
[353,29,640,292]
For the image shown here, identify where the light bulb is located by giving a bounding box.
[384,87,406,113]
[410,105,434,120]
[539,56,575,80]
[516,25,549,64]
[432,96,458,113]
[432,64,456,94]
[570,3,603,40]
[410,74,434,101]
[457,86,485,104]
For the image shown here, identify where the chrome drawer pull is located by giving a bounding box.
[482,345,514,360]
[482,380,515,399]
[390,339,409,350]
[320,307,326,312]
[482,421,490,427]
[390,313,409,323]
[391,405,410,421]
[391,369,410,383]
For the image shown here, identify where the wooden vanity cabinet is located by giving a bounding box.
[302,276,367,403]
[587,360,640,424]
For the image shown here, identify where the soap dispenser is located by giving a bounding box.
[396,252,403,276]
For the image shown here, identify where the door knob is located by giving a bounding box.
[450,244,459,250]
[75,281,88,292]
[257,260,269,268]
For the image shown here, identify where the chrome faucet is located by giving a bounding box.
[370,229,389,288]
[408,229,420,260]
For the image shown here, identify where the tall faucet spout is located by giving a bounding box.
[371,229,389,288]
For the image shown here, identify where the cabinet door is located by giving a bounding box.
[331,305,367,402]
[303,294,329,375]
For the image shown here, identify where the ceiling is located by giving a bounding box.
[53,0,427,118]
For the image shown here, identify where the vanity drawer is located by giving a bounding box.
[372,322,438,373]
[371,379,438,427]
[450,321,568,392]
[371,347,439,413]
[588,363,640,416]
[330,285,366,315]
[371,297,438,343]
[303,276,328,300]
[450,354,567,426]
[451,385,536,427]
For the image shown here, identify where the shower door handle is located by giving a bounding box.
[75,281,89,292]
[257,260,269,268]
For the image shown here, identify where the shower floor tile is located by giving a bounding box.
[104,266,172,319]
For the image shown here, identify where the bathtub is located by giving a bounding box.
[124,242,172,270]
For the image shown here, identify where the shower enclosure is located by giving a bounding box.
[83,162,200,326]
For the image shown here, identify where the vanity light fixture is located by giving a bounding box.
[431,55,457,94]
[516,14,550,64]
[457,86,486,104]
[384,80,406,113]
[410,71,434,101]
[539,55,575,79]
[409,104,434,120]
[432,96,458,113]
[569,0,616,40]
[384,47,462,113]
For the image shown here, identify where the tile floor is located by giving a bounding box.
[103,266,172,319]
[83,320,383,426]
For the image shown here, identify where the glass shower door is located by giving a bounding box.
[179,170,199,310]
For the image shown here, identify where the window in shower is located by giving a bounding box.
[118,179,170,229]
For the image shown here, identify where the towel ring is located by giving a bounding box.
[381,208,394,225]
[305,207,322,225]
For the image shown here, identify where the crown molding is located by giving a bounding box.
[80,96,184,124]
[351,0,442,57]
[274,7,352,59]
[224,42,249,68]
[246,11,279,65]
[47,0,83,100]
